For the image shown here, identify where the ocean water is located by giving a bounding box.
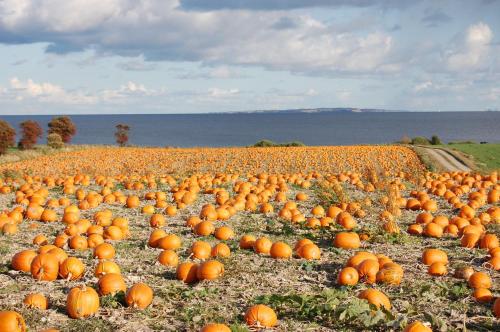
[1,112,499,147]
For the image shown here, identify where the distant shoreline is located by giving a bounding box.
[1,109,498,116]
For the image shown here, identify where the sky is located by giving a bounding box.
[0,0,499,114]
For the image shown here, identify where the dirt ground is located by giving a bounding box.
[0,174,498,332]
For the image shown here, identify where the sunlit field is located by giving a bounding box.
[0,146,498,331]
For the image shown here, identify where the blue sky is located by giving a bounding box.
[0,0,499,114]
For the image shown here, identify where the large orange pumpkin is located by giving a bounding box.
[197,260,225,280]
[98,273,127,295]
[66,285,100,319]
[270,242,292,259]
[176,262,198,284]
[358,288,391,310]
[23,293,48,310]
[11,250,37,272]
[30,253,59,281]
[337,267,359,286]
[0,311,26,332]
[334,232,360,249]
[244,304,277,328]
[125,283,154,309]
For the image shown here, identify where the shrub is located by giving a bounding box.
[449,140,477,145]
[48,116,76,143]
[115,124,130,147]
[18,120,43,150]
[430,135,442,145]
[47,133,64,149]
[0,120,16,155]
[254,140,276,147]
[286,141,306,147]
[253,140,305,147]
[411,136,431,145]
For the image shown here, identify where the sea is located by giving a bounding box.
[1,112,499,147]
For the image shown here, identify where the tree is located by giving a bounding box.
[430,135,442,145]
[115,124,130,147]
[0,120,16,155]
[48,116,76,143]
[18,120,43,150]
[399,135,411,145]
[47,133,64,149]
[411,136,431,145]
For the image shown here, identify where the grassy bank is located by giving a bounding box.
[443,143,500,172]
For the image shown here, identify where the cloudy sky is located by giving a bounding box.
[0,0,499,114]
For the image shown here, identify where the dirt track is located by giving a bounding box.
[420,147,471,172]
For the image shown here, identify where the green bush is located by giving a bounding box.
[253,139,276,147]
[448,140,477,145]
[411,136,431,145]
[430,135,442,145]
[253,140,305,147]
[47,133,64,149]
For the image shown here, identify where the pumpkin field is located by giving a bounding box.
[0,145,498,332]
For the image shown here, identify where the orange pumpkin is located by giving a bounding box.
[0,311,26,332]
[98,273,127,295]
[148,229,167,248]
[468,272,492,289]
[23,293,48,310]
[190,241,212,260]
[158,250,179,267]
[59,257,85,280]
[66,285,100,319]
[337,267,359,286]
[296,243,321,260]
[270,241,292,259]
[214,226,234,240]
[428,262,447,276]
[211,243,231,258]
[176,262,199,284]
[473,288,493,303]
[253,237,273,255]
[358,288,391,310]
[404,321,432,332]
[194,221,215,236]
[30,253,59,281]
[95,260,121,277]
[93,243,115,260]
[11,250,37,272]
[125,283,154,309]
[200,323,231,332]
[244,304,277,328]
[376,263,403,285]
[239,235,256,249]
[422,249,448,265]
[157,234,182,250]
[197,260,225,280]
[333,232,360,249]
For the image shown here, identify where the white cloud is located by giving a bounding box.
[0,0,396,76]
[413,81,433,92]
[4,77,97,104]
[306,88,319,96]
[176,66,246,79]
[481,87,500,101]
[446,22,493,71]
[207,88,239,98]
[0,77,165,105]
[116,58,159,71]
[336,90,351,102]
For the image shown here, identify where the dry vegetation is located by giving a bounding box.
[0,146,498,332]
